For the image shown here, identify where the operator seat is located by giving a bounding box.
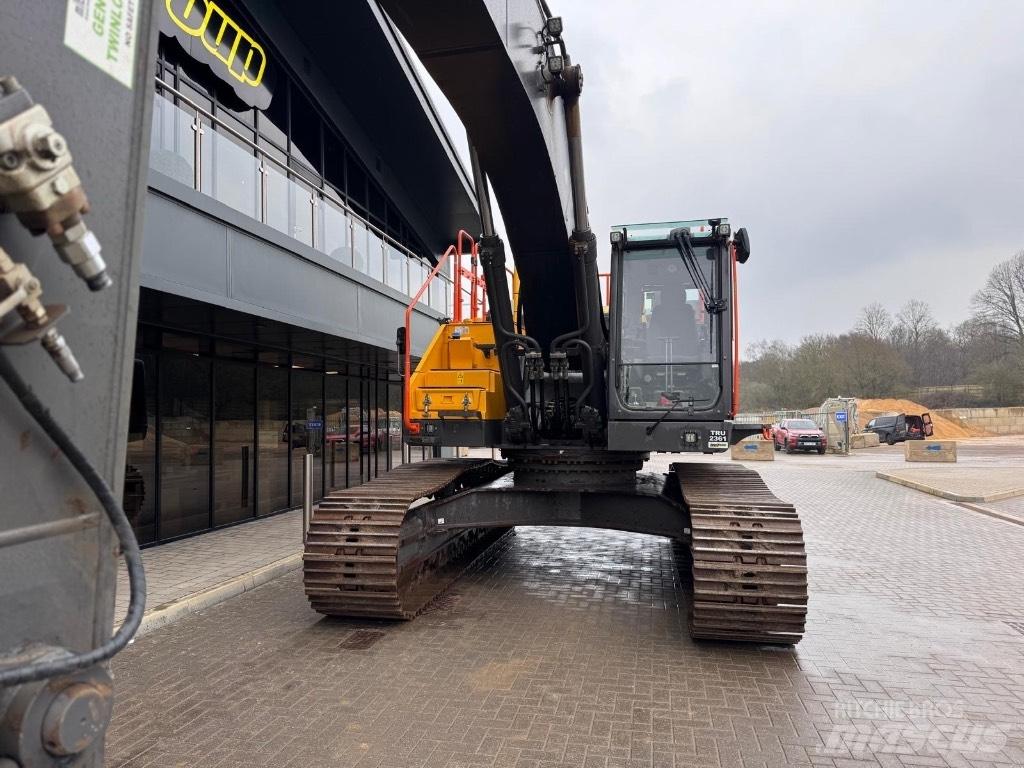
[648,297,698,360]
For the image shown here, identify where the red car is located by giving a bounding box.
[773,418,827,454]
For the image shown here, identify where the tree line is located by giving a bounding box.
[740,250,1024,411]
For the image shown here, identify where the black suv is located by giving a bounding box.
[864,414,907,445]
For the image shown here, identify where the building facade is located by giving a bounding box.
[127,0,478,545]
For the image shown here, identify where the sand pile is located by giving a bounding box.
[855,398,989,439]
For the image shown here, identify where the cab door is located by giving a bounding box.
[922,412,934,437]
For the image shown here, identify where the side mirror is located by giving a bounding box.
[734,227,751,264]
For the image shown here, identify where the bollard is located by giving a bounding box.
[302,452,313,542]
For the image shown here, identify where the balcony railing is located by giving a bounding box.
[148,80,452,315]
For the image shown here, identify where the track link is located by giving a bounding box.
[673,463,807,644]
[303,459,510,619]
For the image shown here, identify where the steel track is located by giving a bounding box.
[673,462,807,644]
[303,459,510,619]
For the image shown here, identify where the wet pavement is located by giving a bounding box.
[106,448,1024,768]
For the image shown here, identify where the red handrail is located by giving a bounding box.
[403,230,478,435]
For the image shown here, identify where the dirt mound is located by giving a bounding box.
[855,398,990,439]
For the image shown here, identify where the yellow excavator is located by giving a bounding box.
[303,1,807,644]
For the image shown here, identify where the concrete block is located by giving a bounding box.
[730,438,775,461]
[905,440,957,463]
[851,432,880,449]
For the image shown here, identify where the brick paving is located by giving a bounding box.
[114,510,301,625]
[106,453,1024,768]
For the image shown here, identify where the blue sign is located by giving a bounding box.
[306,419,323,429]
[835,411,847,423]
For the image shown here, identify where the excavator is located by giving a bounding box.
[303,1,808,645]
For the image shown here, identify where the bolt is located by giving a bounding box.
[51,176,70,195]
[0,151,19,171]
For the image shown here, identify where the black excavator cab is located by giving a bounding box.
[606,219,760,452]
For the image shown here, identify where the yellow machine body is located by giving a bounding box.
[408,320,506,446]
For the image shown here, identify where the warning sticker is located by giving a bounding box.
[64,0,139,89]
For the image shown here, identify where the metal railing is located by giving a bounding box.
[149,79,453,315]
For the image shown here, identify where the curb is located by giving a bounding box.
[134,552,303,638]
[954,501,1024,528]
[875,471,1024,503]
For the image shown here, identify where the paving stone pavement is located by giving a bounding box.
[106,458,1024,768]
[114,510,302,625]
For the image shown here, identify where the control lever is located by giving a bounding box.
[0,76,109,291]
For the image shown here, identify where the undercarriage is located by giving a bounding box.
[303,455,807,644]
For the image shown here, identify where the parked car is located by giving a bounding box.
[863,412,933,443]
[863,414,907,444]
[773,418,827,454]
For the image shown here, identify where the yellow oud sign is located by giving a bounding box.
[165,0,266,87]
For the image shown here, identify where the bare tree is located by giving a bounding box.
[856,302,892,341]
[892,299,938,348]
[971,250,1024,348]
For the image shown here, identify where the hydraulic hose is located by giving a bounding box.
[549,241,591,352]
[563,338,593,420]
[0,350,146,687]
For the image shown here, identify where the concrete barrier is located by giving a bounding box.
[905,440,957,463]
[730,438,775,461]
[933,406,1024,435]
[851,432,880,449]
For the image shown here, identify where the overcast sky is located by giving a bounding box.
[414,1,1024,348]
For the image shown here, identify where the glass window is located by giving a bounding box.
[289,177,314,247]
[291,369,324,505]
[125,354,157,545]
[368,184,386,229]
[257,365,289,516]
[346,152,367,211]
[262,163,290,236]
[322,197,351,265]
[323,131,345,196]
[159,354,211,539]
[388,381,404,470]
[618,245,721,409]
[210,125,258,218]
[351,217,368,275]
[430,271,449,313]
[149,92,195,186]
[413,259,429,302]
[386,243,407,294]
[259,89,288,149]
[213,361,255,526]
[367,228,384,283]
[325,374,348,491]
[289,84,322,172]
[348,378,364,487]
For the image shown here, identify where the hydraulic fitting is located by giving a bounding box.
[0,76,109,292]
[0,246,83,382]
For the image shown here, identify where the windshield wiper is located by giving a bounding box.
[670,228,726,314]
[645,392,693,436]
